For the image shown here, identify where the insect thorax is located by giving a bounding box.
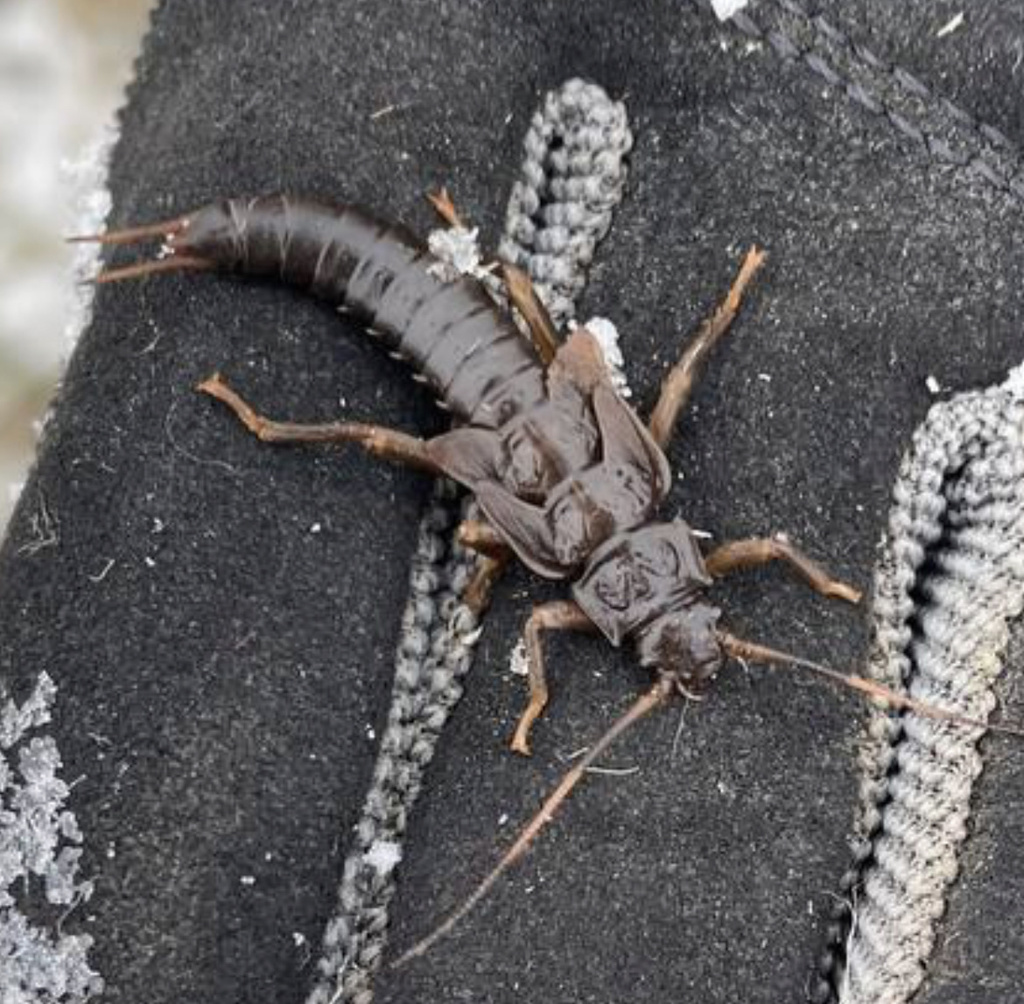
[571,521,714,647]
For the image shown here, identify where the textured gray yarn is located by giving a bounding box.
[305,483,481,1004]
[808,366,1024,1004]
[305,78,632,1004]
[498,77,633,328]
[707,7,1024,998]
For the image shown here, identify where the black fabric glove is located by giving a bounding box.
[2,3,1023,1004]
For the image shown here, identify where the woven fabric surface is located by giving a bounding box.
[1,2,1023,1003]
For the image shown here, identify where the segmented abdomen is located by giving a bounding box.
[203,195,546,428]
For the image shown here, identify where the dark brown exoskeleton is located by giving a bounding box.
[79,193,1005,964]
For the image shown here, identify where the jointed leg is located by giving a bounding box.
[463,553,511,615]
[705,535,862,605]
[456,519,508,558]
[197,373,439,473]
[648,246,766,449]
[427,189,559,364]
[512,600,596,756]
[427,188,466,229]
[501,263,559,365]
[455,519,512,614]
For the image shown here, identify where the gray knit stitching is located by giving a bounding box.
[305,483,480,1004]
[713,0,1024,201]
[705,4,1024,998]
[305,78,632,1004]
[806,369,1024,1004]
[498,77,633,328]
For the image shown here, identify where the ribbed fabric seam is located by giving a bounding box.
[709,0,1024,200]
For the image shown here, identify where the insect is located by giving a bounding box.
[76,192,1017,965]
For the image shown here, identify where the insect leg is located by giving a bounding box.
[512,600,597,756]
[463,553,512,615]
[426,187,466,229]
[456,520,513,613]
[197,373,439,473]
[427,189,558,363]
[647,246,766,449]
[501,263,559,365]
[705,536,862,605]
[456,518,507,557]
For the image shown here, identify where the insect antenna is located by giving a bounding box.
[716,631,1024,738]
[391,676,674,969]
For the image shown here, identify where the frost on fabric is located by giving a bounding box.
[427,226,488,283]
[61,124,117,351]
[425,227,634,404]
[578,316,632,398]
[1006,361,1024,395]
[508,638,529,677]
[1,672,103,1002]
[711,0,750,20]
[4,126,121,516]
[363,839,402,875]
